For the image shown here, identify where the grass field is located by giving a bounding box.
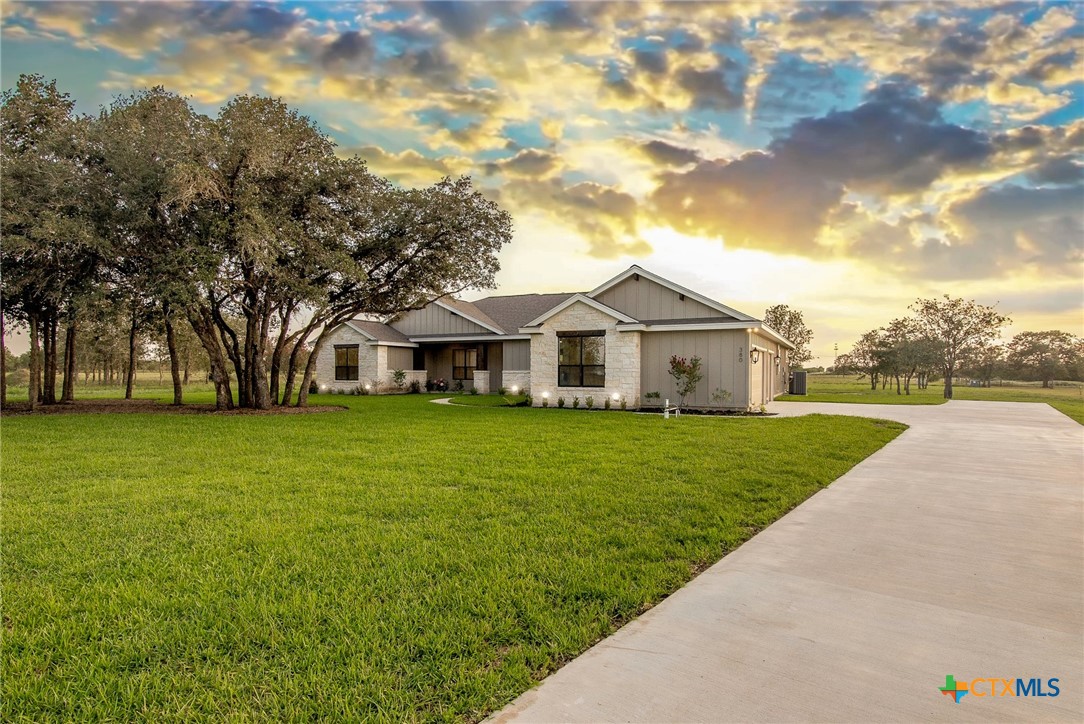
[778,374,1084,424]
[445,393,528,408]
[2,393,903,721]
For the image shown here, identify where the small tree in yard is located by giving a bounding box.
[668,355,703,410]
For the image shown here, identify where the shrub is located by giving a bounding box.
[668,355,704,410]
[392,369,407,389]
[408,379,422,394]
[542,396,549,408]
[498,387,507,396]
[585,396,594,409]
[523,394,532,407]
[711,387,732,406]
[620,397,627,411]
[308,379,318,394]
[557,396,565,408]
[644,391,661,401]
[604,397,611,410]
[572,396,580,409]
[454,380,464,392]
[425,379,434,392]
[469,387,479,395]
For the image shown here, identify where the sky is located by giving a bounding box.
[2,1,1082,363]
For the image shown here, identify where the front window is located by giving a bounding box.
[452,348,477,380]
[558,331,605,387]
[335,345,359,380]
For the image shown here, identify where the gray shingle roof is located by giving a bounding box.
[346,320,413,344]
[472,293,579,332]
[436,296,506,332]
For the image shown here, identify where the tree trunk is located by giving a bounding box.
[1042,379,1051,389]
[28,312,40,410]
[42,313,57,404]
[61,319,76,402]
[125,313,138,400]
[248,297,272,410]
[943,367,954,399]
[281,317,319,407]
[165,309,183,406]
[869,372,877,390]
[895,375,901,395]
[0,307,6,409]
[268,303,295,405]
[296,325,337,407]
[189,308,234,410]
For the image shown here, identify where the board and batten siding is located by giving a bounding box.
[594,276,734,322]
[390,303,490,336]
[385,346,415,371]
[503,340,530,370]
[750,331,789,406]
[640,329,748,408]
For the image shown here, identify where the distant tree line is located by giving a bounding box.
[834,295,1082,398]
[1,75,512,410]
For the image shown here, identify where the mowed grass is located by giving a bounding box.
[3,395,904,721]
[779,374,1084,424]
[446,393,528,408]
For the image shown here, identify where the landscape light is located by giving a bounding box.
[364,383,372,390]
[542,391,550,399]
[319,384,327,391]
[511,385,519,394]
[611,392,620,401]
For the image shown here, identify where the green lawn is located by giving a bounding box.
[3,394,903,721]
[779,374,1084,424]
[446,393,528,407]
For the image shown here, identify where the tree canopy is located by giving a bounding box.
[763,304,813,367]
[1,75,513,410]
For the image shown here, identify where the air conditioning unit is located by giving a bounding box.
[789,370,808,395]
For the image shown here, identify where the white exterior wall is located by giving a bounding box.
[316,325,380,392]
[317,332,425,393]
[529,301,641,408]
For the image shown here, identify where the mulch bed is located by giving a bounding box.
[0,399,347,416]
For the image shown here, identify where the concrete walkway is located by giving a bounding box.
[494,401,1083,722]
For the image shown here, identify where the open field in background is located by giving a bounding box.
[779,374,1084,424]
[2,395,903,720]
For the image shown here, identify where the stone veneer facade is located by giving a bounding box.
[528,301,641,408]
[501,370,530,395]
[316,325,424,392]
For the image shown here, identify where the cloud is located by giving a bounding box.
[1027,156,1084,185]
[344,146,474,186]
[495,177,650,259]
[650,84,994,254]
[321,30,375,69]
[675,58,745,110]
[483,149,563,178]
[634,140,701,167]
[944,183,1084,277]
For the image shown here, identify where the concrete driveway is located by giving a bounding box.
[493,401,1083,723]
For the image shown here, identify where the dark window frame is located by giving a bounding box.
[334,344,360,381]
[452,347,477,380]
[557,331,605,388]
